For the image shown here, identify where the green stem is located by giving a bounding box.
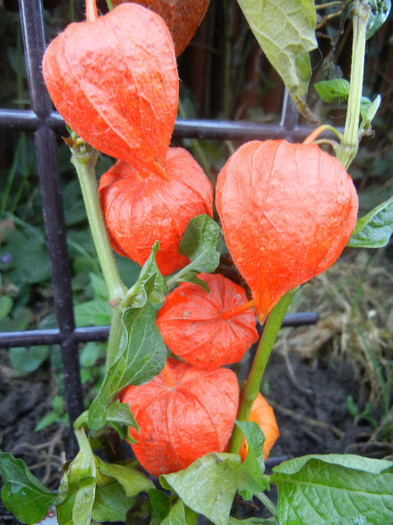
[254,490,277,519]
[337,0,370,170]
[70,141,127,371]
[70,144,126,302]
[106,304,123,371]
[228,289,297,454]
[303,124,343,145]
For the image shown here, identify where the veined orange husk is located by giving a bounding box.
[216,140,358,323]
[111,0,210,56]
[157,273,258,370]
[119,358,239,476]
[240,392,279,461]
[42,3,178,179]
[99,147,213,276]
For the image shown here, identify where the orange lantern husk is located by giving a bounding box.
[111,0,210,56]
[42,3,178,179]
[119,358,239,477]
[99,147,213,276]
[240,392,280,461]
[216,140,358,323]
[157,273,258,370]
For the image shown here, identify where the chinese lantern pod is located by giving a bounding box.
[157,273,258,370]
[42,3,178,178]
[240,393,280,461]
[111,0,210,56]
[99,147,213,276]
[216,140,358,323]
[119,358,239,477]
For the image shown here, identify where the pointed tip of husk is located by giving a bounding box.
[252,293,270,325]
[256,310,268,325]
[154,158,171,181]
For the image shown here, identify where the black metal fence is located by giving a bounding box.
[0,0,318,427]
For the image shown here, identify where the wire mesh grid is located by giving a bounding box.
[0,0,319,425]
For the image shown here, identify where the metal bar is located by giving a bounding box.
[18,0,84,427]
[0,326,110,347]
[0,108,41,130]
[281,312,319,327]
[0,311,319,348]
[0,107,319,142]
[173,119,316,141]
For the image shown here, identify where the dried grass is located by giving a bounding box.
[277,247,393,442]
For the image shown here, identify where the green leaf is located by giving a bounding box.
[126,241,168,307]
[271,454,393,524]
[91,456,153,521]
[314,78,350,104]
[237,421,266,474]
[236,421,270,500]
[115,253,142,288]
[56,429,96,525]
[72,479,96,525]
[366,0,391,39]
[161,499,199,525]
[315,79,381,128]
[92,480,135,523]
[347,195,393,248]
[0,295,13,318]
[88,301,166,430]
[236,0,318,121]
[361,94,381,125]
[97,457,154,498]
[35,395,68,432]
[34,411,69,432]
[0,452,56,525]
[148,489,172,521]
[89,273,109,301]
[105,399,138,441]
[178,214,221,270]
[172,271,211,292]
[161,453,241,525]
[63,179,87,227]
[112,302,167,387]
[74,299,112,327]
[9,345,49,373]
[169,214,221,290]
[0,229,50,285]
[79,341,104,368]
[0,306,30,332]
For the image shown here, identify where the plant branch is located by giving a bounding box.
[106,304,124,371]
[315,1,343,10]
[70,140,127,371]
[254,491,278,519]
[303,124,343,145]
[70,143,126,302]
[228,289,297,454]
[336,0,370,169]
